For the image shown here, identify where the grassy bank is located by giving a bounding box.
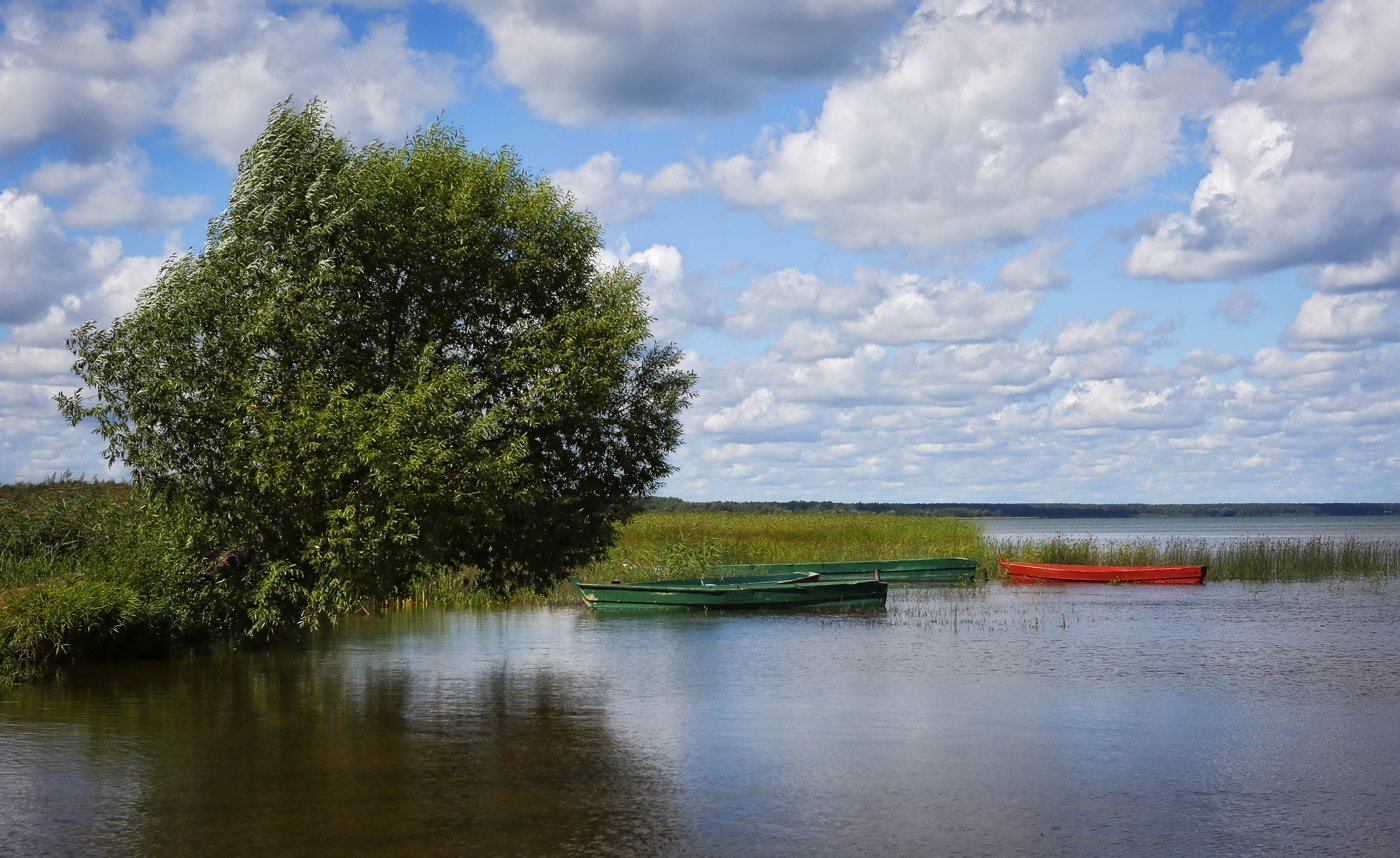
[5,486,1399,686]
[0,478,231,686]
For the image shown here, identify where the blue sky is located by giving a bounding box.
[2,0,1398,502]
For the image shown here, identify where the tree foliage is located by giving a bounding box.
[58,100,694,626]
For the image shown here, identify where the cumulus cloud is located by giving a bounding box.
[550,153,698,225]
[0,1,457,166]
[0,196,165,482]
[839,272,1038,345]
[996,240,1070,291]
[0,190,122,324]
[1281,292,1400,352]
[707,0,1227,251]
[727,267,1037,344]
[1050,377,1219,431]
[25,147,210,231]
[672,329,1400,499]
[597,240,720,339]
[664,256,1400,501]
[459,0,902,124]
[1175,347,1243,378]
[1127,0,1400,287]
[726,268,868,336]
[701,388,819,441]
[1049,307,1151,354]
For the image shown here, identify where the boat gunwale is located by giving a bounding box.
[997,558,1207,584]
[568,572,821,593]
[567,574,889,609]
[710,557,976,574]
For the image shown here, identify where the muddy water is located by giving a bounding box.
[3,580,1398,857]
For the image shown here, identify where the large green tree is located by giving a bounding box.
[58,101,694,628]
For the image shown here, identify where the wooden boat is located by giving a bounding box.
[568,572,888,610]
[709,557,976,584]
[998,558,1206,584]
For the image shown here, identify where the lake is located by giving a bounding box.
[977,514,1400,543]
[3,580,1398,857]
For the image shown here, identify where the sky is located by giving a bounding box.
[1,0,1398,503]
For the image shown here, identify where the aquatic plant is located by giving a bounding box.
[988,535,1400,582]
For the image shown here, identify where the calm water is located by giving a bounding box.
[3,581,1398,857]
[978,514,1400,543]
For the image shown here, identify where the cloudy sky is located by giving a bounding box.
[2,0,1398,502]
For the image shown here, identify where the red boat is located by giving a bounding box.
[998,558,1207,585]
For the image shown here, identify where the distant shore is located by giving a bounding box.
[639,498,1399,518]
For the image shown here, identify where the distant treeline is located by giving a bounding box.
[638,498,1399,518]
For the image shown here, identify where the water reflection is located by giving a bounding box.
[4,583,1399,857]
[1,654,684,857]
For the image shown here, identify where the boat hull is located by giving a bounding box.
[998,558,1206,584]
[709,557,976,584]
[569,573,889,609]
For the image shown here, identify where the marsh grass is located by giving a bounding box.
[0,477,222,686]
[989,534,1400,582]
[6,489,1398,686]
[544,511,986,605]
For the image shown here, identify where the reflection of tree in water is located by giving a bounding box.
[8,655,690,858]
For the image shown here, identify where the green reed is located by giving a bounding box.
[0,478,225,687]
[7,489,1398,685]
[986,534,1400,582]
[546,511,986,603]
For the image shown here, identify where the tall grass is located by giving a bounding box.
[547,512,985,602]
[988,534,1400,582]
[6,490,1398,685]
[0,478,220,686]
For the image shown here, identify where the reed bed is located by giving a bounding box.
[988,534,1400,582]
[0,478,210,686]
[557,511,983,588]
[5,486,1398,685]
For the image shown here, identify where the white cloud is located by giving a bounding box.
[1246,346,1369,392]
[727,267,1036,345]
[1281,292,1400,352]
[1050,377,1219,431]
[708,0,1227,251]
[0,189,121,324]
[1127,0,1400,286]
[701,388,818,440]
[550,153,698,225]
[0,344,72,382]
[1175,347,1243,378]
[459,0,902,124]
[1049,307,1150,354]
[664,257,1400,501]
[1212,284,1266,325]
[0,223,164,484]
[839,273,1037,345]
[0,1,458,166]
[767,320,849,362]
[25,147,210,231]
[598,241,720,339]
[726,268,870,336]
[996,240,1070,291]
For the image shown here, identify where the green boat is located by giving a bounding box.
[569,572,888,610]
[708,557,977,584]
